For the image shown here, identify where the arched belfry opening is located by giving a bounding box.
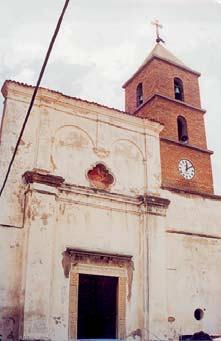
[136,83,143,107]
[174,77,184,101]
[177,115,188,143]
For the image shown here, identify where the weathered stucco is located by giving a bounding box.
[0,81,221,341]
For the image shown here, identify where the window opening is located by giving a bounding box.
[194,308,204,321]
[174,78,184,101]
[136,83,143,107]
[177,115,188,143]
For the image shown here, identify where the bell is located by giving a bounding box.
[181,135,188,143]
[175,86,180,94]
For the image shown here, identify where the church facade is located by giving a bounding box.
[0,42,221,341]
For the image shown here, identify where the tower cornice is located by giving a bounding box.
[134,93,206,116]
[160,137,213,155]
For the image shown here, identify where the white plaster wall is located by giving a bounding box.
[0,228,24,339]
[0,95,39,227]
[49,199,144,341]
[163,190,221,236]
[0,81,163,212]
[0,82,162,341]
[0,85,41,340]
[49,107,149,195]
[167,233,221,337]
[162,189,221,338]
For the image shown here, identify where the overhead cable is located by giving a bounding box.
[0,0,70,197]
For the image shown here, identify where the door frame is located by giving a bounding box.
[68,261,128,340]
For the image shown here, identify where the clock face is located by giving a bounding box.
[178,159,195,180]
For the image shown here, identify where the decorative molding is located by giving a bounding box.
[138,194,170,216]
[60,183,170,212]
[86,163,115,190]
[60,183,141,206]
[2,81,164,149]
[65,248,132,261]
[65,249,130,340]
[69,273,79,341]
[72,263,127,278]
[161,137,213,155]
[62,248,134,300]
[167,229,221,240]
[62,249,133,279]
[134,93,206,115]
[22,170,171,215]
[142,194,170,207]
[23,170,65,188]
[68,271,127,340]
[2,80,160,130]
[93,147,110,158]
[117,276,127,339]
[161,184,221,200]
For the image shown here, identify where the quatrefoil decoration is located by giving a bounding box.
[87,163,114,190]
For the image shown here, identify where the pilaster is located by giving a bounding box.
[144,123,163,194]
[21,171,63,341]
[140,194,170,340]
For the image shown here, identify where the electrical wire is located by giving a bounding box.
[0,0,70,197]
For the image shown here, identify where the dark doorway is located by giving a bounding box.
[77,274,118,339]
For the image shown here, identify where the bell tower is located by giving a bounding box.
[123,42,214,195]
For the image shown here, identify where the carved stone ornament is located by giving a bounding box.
[87,163,114,190]
[93,147,110,159]
[23,170,65,188]
[62,248,134,300]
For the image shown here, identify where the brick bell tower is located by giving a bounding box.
[123,41,214,195]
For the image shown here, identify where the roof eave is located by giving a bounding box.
[1,79,162,126]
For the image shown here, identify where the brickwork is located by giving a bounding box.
[124,59,158,114]
[136,96,207,149]
[123,46,214,194]
[124,58,201,114]
[160,140,214,194]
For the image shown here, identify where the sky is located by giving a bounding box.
[0,0,221,193]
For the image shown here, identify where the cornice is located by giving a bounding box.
[60,182,141,206]
[23,170,65,188]
[138,194,170,216]
[22,170,170,216]
[160,137,213,155]
[138,194,170,208]
[134,93,206,115]
[2,80,163,133]
[167,229,221,240]
[161,184,221,201]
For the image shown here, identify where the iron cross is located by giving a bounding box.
[151,19,165,43]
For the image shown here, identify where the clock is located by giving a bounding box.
[178,159,195,180]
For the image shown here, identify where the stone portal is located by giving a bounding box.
[77,274,118,339]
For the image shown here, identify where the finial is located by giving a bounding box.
[151,19,165,44]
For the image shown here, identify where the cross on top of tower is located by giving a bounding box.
[151,19,165,44]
